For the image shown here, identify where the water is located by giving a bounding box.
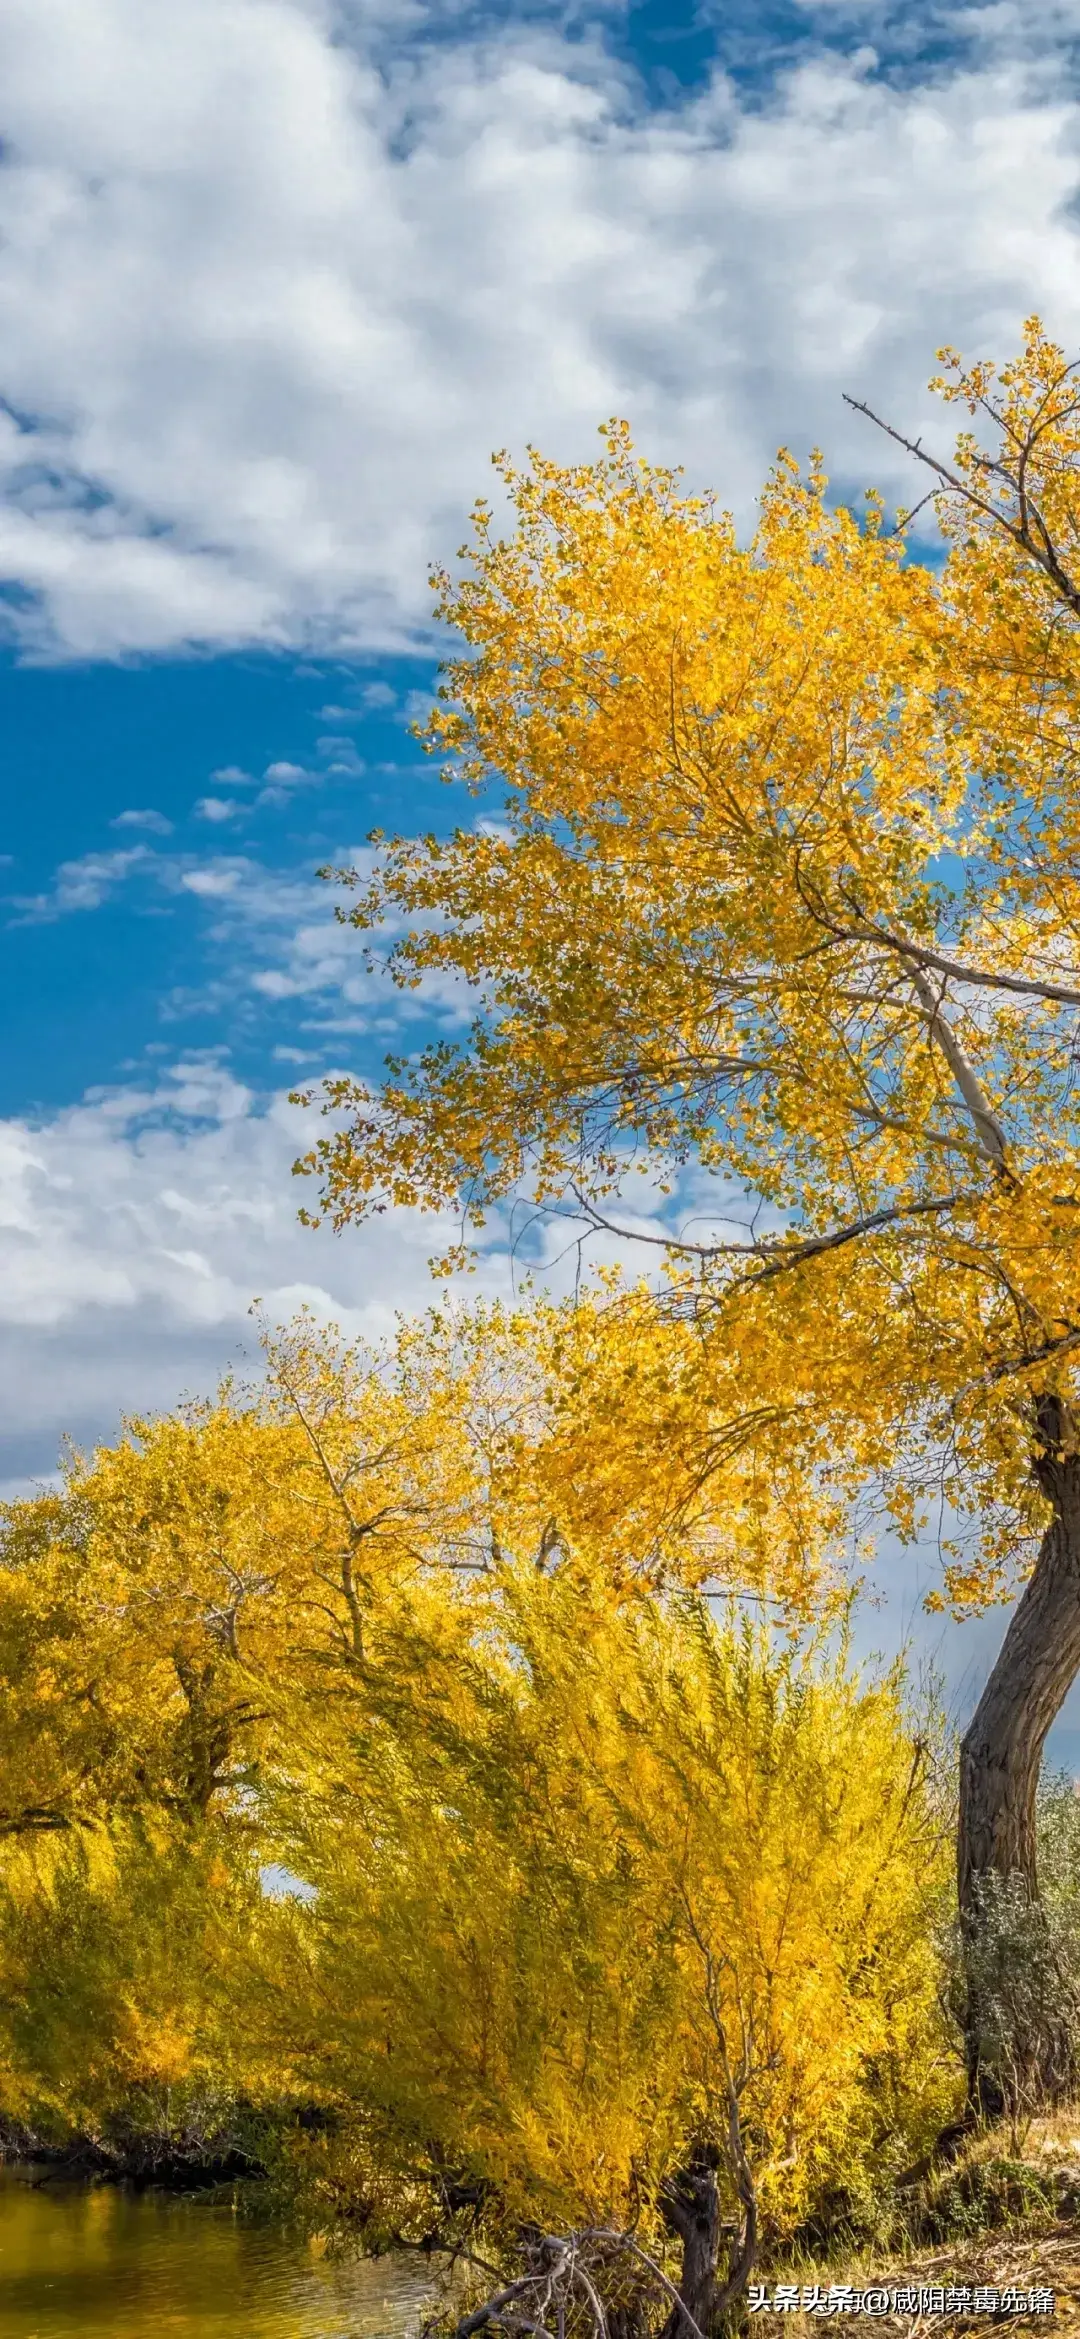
[0,2164,435,2337]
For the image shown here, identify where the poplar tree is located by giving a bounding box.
[296,323,1080,2107]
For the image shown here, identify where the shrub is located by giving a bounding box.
[251,1573,959,2264]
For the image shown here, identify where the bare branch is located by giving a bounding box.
[745,1192,970,1283]
[453,2275,558,2339]
[843,394,1080,617]
[829,908,1080,1014]
[561,1185,971,1279]
[905,964,1009,1170]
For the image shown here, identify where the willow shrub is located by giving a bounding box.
[0,1816,264,2162]
[251,1571,960,2256]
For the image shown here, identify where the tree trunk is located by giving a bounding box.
[660,2150,721,2339]
[957,1395,1080,2111]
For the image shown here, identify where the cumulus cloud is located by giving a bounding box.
[0,1057,500,1480]
[10,843,158,920]
[0,1022,742,1474]
[0,1,1079,655]
[0,1047,674,1485]
[194,795,246,822]
[112,807,174,835]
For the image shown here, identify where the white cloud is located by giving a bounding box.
[0,1057,517,1482]
[195,795,245,822]
[257,755,323,802]
[0,1033,738,1475]
[4,830,397,1022]
[262,760,308,785]
[10,843,156,919]
[179,863,249,899]
[312,737,365,777]
[191,845,475,1027]
[0,3,1079,655]
[194,760,321,816]
[5,826,437,1027]
[112,807,174,834]
[7,840,280,923]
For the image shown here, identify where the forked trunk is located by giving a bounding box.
[957,1396,1080,2112]
[660,2151,721,2339]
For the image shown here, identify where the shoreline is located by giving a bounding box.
[0,2122,266,2194]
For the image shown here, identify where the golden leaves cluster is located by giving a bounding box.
[293,324,1080,1609]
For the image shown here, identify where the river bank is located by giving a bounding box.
[0,2114,266,2192]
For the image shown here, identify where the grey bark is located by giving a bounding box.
[660,2153,722,2339]
[957,1394,1080,2108]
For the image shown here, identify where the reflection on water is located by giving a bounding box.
[0,2164,434,2337]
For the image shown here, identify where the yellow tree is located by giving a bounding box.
[0,1306,544,2163]
[0,1814,268,2169]
[0,1497,166,1840]
[294,323,1080,2106]
[2,1297,827,1845]
[0,1310,507,1837]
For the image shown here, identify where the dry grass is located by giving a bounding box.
[757,2117,1080,2332]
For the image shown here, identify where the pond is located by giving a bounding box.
[0,2164,435,2337]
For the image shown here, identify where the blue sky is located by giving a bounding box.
[3,0,1080,1741]
[0,650,445,1114]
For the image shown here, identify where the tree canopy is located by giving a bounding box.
[297,322,1080,1613]
[292,331,1080,2083]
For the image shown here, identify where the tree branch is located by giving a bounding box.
[560,1186,971,1279]
[828,907,1080,1014]
[843,394,1080,617]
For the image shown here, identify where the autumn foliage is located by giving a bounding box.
[298,325,1080,1621]
[0,1308,955,2277]
[255,1567,952,2256]
[294,325,1080,2106]
[7,323,1080,2297]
